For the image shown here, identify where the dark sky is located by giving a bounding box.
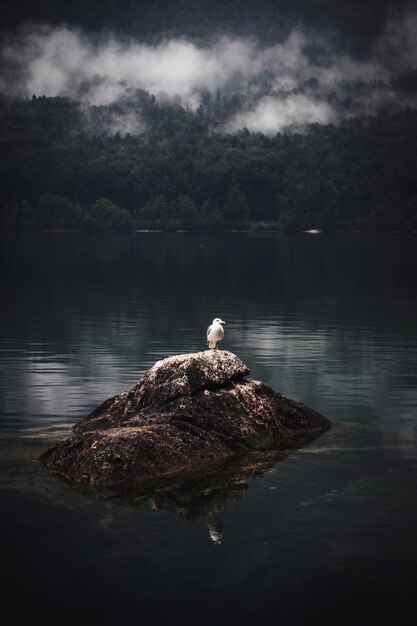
[0,1,413,46]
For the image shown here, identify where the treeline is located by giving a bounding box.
[1,93,417,231]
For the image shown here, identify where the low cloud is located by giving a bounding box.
[1,10,417,134]
[0,26,253,106]
[225,94,335,133]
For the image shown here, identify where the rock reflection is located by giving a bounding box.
[75,432,323,542]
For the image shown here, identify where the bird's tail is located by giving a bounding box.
[208,339,216,349]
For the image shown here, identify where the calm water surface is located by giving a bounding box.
[1,232,417,626]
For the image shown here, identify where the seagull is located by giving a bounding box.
[207,317,226,349]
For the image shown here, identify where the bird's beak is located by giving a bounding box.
[220,320,226,325]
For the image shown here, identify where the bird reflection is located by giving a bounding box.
[207,512,223,544]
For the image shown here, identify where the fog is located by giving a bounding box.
[224,94,335,134]
[1,9,417,134]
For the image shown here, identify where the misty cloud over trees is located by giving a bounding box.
[0,0,416,230]
[2,8,417,133]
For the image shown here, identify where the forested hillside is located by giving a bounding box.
[1,0,416,231]
[1,93,416,231]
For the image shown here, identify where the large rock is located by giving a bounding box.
[41,350,331,486]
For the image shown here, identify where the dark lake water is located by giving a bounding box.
[1,232,417,626]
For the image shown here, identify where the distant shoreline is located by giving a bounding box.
[1,226,417,235]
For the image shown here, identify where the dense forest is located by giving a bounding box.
[1,92,416,231]
[1,0,416,231]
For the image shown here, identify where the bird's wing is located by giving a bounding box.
[207,324,213,338]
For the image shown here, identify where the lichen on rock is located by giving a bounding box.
[41,350,331,486]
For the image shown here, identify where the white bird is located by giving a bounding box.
[207,317,226,349]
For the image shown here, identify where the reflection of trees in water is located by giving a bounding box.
[78,434,321,543]
[4,232,416,366]
[3,233,415,429]
[5,233,415,304]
